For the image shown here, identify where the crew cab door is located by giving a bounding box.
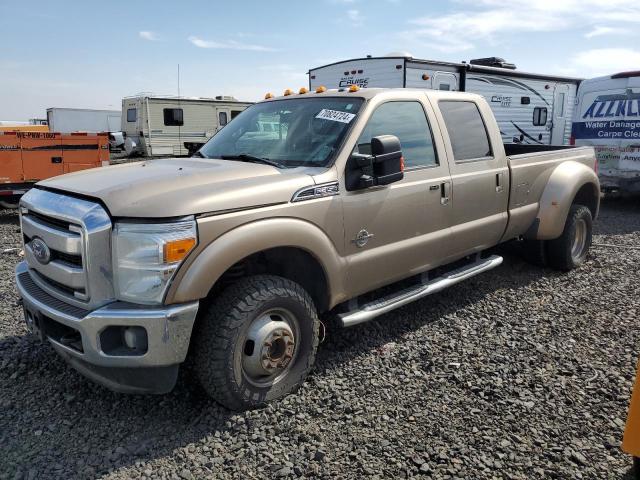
[433,98,509,256]
[342,98,453,298]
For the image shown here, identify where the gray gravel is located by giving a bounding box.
[1,198,639,479]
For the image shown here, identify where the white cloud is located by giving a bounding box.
[139,31,159,41]
[346,9,363,26]
[187,36,277,52]
[584,26,631,38]
[570,48,640,77]
[402,0,640,52]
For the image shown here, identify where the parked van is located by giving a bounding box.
[571,71,640,193]
[121,95,252,157]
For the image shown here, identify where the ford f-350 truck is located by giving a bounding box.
[15,87,599,410]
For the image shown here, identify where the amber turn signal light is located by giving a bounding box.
[163,237,196,263]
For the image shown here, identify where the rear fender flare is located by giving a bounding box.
[532,161,599,240]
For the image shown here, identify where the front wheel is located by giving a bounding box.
[546,204,593,271]
[194,275,319,410]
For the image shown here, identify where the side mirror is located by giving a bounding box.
[346,135,404,191]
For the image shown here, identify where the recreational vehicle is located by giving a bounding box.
[308,55,581,146]
[571,71,640,194]
[121,95,252,157]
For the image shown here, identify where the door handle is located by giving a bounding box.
[440,181,450,205]
[51,157,62,164]
[495,172,504,193]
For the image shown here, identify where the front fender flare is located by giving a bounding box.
[533,161,599,240]
[165,218,347,307]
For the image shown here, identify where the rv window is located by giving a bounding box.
[231,110,243,119]
[533,107,547,126]
[219,112,228,126]
[127,108,136,122]
[356,101,438,168]
[439,101,492,162]
[163,108,184,126]
[521,97,531,105]
[439,84,451,91]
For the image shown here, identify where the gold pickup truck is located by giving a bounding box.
[15,87,599,409]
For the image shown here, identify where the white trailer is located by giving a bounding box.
[121,95,252,157]
[46,108,121,133]
[308,55,581,145]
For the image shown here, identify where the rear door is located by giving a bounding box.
[342,97,453,297]
[551,83,570,144]
[216,107,230,131]
[433,98,509,256]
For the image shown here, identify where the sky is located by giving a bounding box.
[1,0,640,120]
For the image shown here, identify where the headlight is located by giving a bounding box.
[112,219,197,304]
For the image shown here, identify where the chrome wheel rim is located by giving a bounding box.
[239,308,299,387]
[571,218,588,261]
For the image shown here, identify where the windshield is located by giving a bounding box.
[199,97,364,168]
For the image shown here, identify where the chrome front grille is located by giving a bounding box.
[19,188,115,310]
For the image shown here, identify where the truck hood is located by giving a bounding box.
[38,158,315,217]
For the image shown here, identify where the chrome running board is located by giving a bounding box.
[338,255,503,327]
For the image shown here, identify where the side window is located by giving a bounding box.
[163,108,184,126]
[439,84,451,91]
[219,111,228,126]
[533,107,548,126]
[231,110,243,119]
[439,101,492,161]
[126,108,136,122]
[356,101,438,168]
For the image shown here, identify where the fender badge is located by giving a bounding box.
[352,229,375,248]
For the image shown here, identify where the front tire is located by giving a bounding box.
[194,275,319,410]
[546,204,593,271]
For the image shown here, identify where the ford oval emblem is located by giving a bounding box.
[31,237,51,265]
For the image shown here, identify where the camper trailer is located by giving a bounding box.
[571,71,640,194]
[308,55,581,146]
[121,95,252,157]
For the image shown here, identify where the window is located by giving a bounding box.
[231,110,243,119]
[163,108,184,126]
[439,101,492,161]
[439,83,451,91]
[199,97,364,168]
[521,97,531,105]
[219,111,228,127]
[127,108,136,122]
[533,107,548,126]
[356,101,438,168]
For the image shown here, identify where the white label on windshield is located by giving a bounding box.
[315,109,356,124]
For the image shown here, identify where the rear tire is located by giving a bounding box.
[546,204,592,271]
[194,275,319,410]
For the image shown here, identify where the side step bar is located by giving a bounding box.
[338,255,503,327]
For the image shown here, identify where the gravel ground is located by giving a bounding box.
[1,198,639,479]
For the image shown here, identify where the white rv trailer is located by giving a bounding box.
[121,95,252,157]
[571,71,640,193]
[308,55,581,145]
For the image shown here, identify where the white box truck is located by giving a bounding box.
[46,108,121,133]
[308,55,580,146]
[571,71,640,194]
[121,95,252,157]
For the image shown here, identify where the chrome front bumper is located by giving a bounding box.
[16,261,199,393]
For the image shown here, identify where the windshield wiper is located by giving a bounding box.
[219,154,283,168]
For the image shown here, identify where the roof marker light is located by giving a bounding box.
[264,93,274,99]
[299,87,308,94]
[422,74,430,80]
[349,85,360,92]
[283,89,294,96]
[316,86,327,93]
